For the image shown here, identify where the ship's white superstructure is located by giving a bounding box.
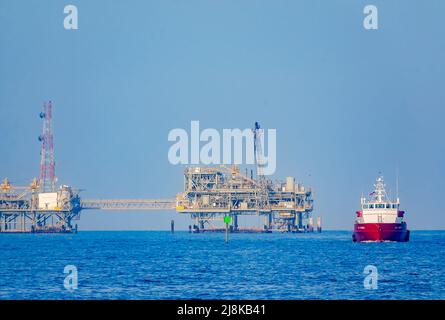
[357,176,404,224]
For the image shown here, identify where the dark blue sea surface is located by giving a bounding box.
[0,231,444,300]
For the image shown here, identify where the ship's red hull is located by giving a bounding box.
[353,223,409,242]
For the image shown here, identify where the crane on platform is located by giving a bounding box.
[252,122,270,211]
[253,122,265,182]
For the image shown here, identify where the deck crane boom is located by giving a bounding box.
[252,122,270,211]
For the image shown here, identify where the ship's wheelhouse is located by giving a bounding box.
[362,203,399,210]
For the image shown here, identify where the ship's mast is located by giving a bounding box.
[373,175,387,203]
[396,168,400,204]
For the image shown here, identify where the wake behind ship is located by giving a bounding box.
[353,175,410,242]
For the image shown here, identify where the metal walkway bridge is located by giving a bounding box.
[80,199,176,210]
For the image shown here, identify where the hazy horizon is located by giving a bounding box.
[1,0,444,230]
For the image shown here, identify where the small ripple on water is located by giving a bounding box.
[0,231,444,299]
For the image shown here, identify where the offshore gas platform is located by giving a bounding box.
[0,102,318,233]
[176,165,314,232]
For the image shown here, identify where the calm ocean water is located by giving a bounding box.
[0,231,444,300]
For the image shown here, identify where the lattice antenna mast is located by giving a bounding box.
[39,101,56,192]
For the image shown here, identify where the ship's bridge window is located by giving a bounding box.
[363,204,369,209]
[369,204,374,208]
[386,204,391,208]
[377,204,385,208]
[392,204,398,208]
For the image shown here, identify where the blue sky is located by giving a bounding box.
[0,0,444,230]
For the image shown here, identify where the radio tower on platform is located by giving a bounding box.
[38,101,56,192]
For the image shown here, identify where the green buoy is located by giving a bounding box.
[224,215,231,243]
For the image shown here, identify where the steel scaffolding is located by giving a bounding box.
[0,179,81,233]
[175,166,314,232]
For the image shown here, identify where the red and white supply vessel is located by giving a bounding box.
[353,175,410,242]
